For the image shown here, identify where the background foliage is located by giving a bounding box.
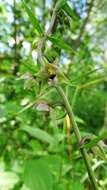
[0,0,107,189]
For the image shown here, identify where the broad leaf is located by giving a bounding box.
[23,159,53,190]
[21,184,30,190]
[22,1,42,34]
[21,126,54,144]
[43,155,62,177]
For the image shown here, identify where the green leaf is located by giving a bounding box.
[48,36,75,53]
[83,131,107,149]
[45,49,59,62]
[23,159,53,190]
[55,0,66,11]
[0,132,7,146]
[62,2,80,21]
[71,180,84,190]
[21,184,30,190]
[21,126,54,144]
[91,146,107,161]
[22,1,42,34]
[44,155,62,176]
[0,102,20,118]
[75,116,85,125]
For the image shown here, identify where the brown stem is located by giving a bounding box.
[37,1,58,65]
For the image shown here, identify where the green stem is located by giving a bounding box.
[55,85,98,190]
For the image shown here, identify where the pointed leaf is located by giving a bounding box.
[48,36,75,53]
[62,2,80,21]
[21,126,54,144]
[22,1,42,34]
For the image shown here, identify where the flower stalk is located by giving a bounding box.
[55,85,98,190]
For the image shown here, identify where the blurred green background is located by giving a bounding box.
[0,0,107,189]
